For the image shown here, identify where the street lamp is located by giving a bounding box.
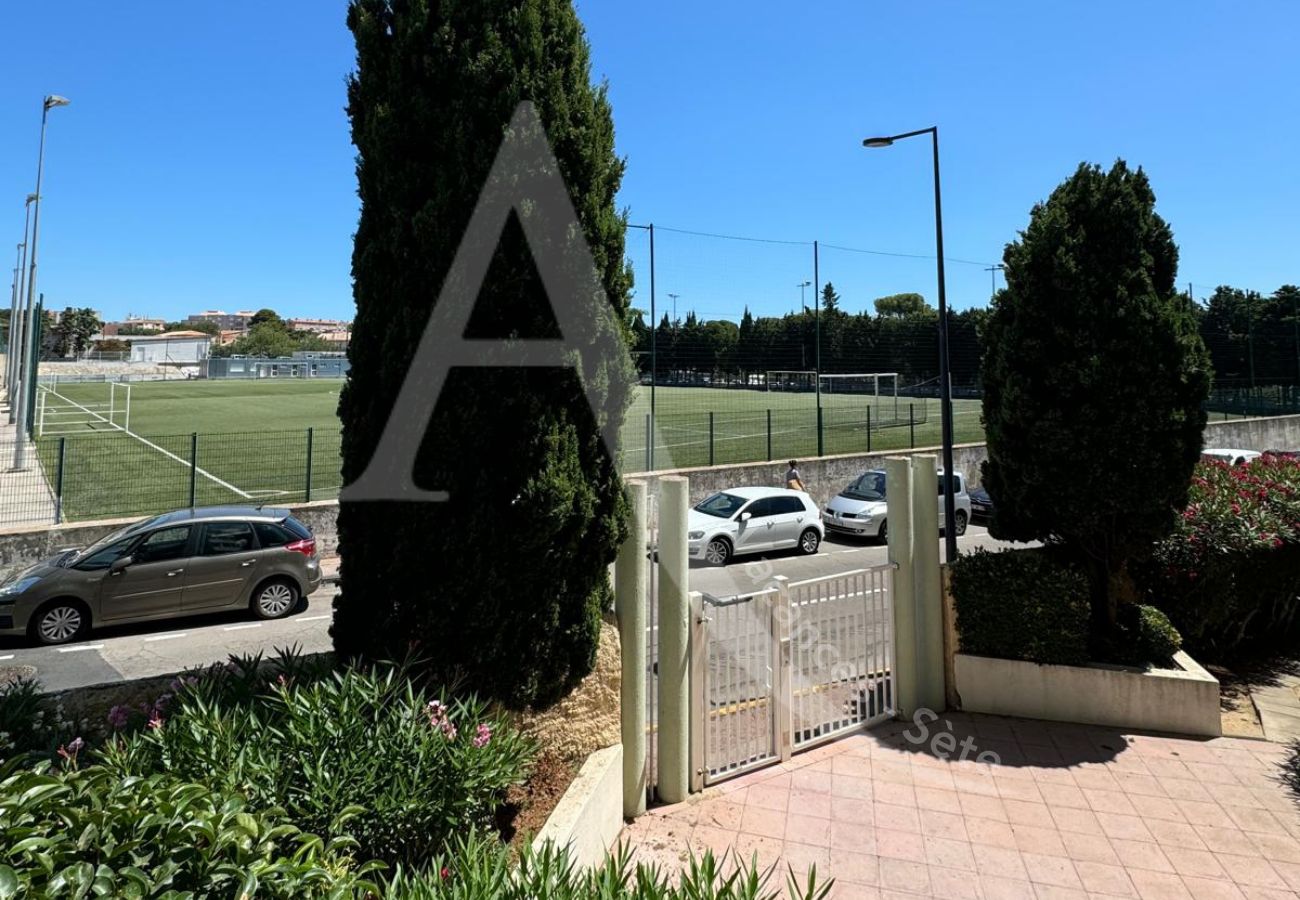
[862,125,958,562]
[8,195,37,423]
[13,95,70,470]
[797,280,811,311]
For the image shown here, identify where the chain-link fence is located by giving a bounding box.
[0,427,342,528]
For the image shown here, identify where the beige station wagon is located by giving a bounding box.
[0,506,322,645]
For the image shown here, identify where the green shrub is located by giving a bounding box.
[1138,456,1300,659]
[1114,604,1182,666]
[0,760,381,897]
[99,660,533,870]
[382,831,831,900]
[0,678,81,762]
[950,549,1091,665]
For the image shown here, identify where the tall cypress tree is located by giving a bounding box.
[982,161,1210,630]
[336,0,632,708]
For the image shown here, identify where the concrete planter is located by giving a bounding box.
[954,651,1220,737]
[532,743,624,868]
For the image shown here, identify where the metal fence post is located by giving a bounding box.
[645,413,652,472]
[909,403,916,448]
[54,436,66,524]
[708,412,714,466]
[615,480,648,817]
[766,409,772,460]
[817,405,824,458]
[867,407,872,453]
[304,427,314,502]
[188,432,198,509]
[774,575,793,763]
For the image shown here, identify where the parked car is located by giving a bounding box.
[687,487,823,566]
[0,506,322,645]
[823,469,971,541]
[968,484,994,523]
[1202,448,1262,466]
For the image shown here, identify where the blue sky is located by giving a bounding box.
[1,1,1296,324]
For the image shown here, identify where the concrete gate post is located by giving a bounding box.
[884,457,917,717]
[615,479,648,818]
[910,457,946,714]
[657,476,690,804]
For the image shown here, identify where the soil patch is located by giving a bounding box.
[496,751,579,852]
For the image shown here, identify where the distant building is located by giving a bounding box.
[186,310,255,332]
[318,330,351,350]
[102,316,165,336]
[203,355,349,379]
[287,317,350,334]
[128,330,213,364]
[215,329,244,346]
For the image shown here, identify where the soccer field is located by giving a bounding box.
[30,379,986,522]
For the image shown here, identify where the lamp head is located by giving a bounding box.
[44,95,70,110]
[25,193,37,205]
[862,136,894,149]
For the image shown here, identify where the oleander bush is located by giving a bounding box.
[950,549,1092,666]
[1138,455,1300,659]
[381,832,832,900]
[0,759,382,898]
[99,658,533,870]
[0,677,81,762]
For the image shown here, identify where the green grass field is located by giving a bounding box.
[31,378,987,522]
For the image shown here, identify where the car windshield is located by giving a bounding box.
[842,472,886,501]
[695,492,748,519]
[68,514,166,565]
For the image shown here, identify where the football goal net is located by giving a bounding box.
[36,382,132,437]
[821,372,900,419]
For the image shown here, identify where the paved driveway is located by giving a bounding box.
[622,713,1300,899]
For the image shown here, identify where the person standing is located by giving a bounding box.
[785,460,805,492]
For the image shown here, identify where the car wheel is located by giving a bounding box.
[877,520,888,544]
[31,600,90,646]
[799,528,821,555]
[954,510,969,536]
[704,537,732,567]
[251,578,298,620]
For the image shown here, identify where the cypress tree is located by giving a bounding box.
[336,0,632,708]
[982,161,1211,631]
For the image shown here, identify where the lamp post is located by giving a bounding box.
[8,196,36,422]
[984,264,1005,300]
[863,126,958,562]
[13,94,70,471]
[797,280,811,312]
[5,249,19,396]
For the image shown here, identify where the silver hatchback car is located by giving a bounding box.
[0,506,322,645]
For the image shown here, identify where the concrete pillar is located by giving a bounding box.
[615,479,648,818]
[657,475,690,803]
[910,457,945,714]
[884,457,917,717]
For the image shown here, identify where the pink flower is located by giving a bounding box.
[473,723,492,748]
[147,715,164,730]
[441,720,458,740]
[440,867,451,880]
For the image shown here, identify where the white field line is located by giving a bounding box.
[0,654,13,661]
[223,623,262,631]
[57,644,105,653]
[144,632,188,642]
[45,387,252,499]
[297,614,331,622]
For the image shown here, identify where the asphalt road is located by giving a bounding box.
[1,525,1014,693]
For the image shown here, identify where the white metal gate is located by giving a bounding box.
[691,564,896,788]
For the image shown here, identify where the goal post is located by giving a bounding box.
[818,372,900,420]
[34,380,132,437]
[765,370,817,392]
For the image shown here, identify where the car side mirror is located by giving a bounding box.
[109,555,134,574]
[739,512,752,522]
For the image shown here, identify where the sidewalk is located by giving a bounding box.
[623,713,1300,899]
[1254,672,1300,744]
[0,397,58,528]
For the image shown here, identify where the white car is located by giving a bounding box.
[823,469,970,541]
[1202,448,1261,466]
[687,487,823,566]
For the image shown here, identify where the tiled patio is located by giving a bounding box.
[621,713,1300,899]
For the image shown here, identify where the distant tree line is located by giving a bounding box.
[628,281,1300,398]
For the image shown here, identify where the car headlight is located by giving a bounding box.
[0,576,40,598]
[688,531,705,540]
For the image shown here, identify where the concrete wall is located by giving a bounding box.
[954,651,1221,737]
[531,743,625,868]
[3,414,1298,582]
